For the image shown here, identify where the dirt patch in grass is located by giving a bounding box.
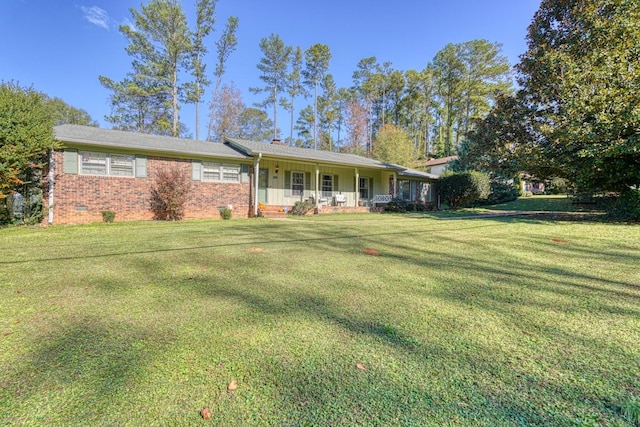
[363,248,380,256]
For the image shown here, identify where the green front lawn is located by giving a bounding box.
[1,215,639,426]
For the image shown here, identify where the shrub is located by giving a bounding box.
[607,189,640,222]
[547,176,571,195]
[386,198,407,212]
[149,167,192,221]
[289,200,314,216]
[219,207,232,220]
[474,177,518,206]
[439,171,490,210]
[101,210,116,223]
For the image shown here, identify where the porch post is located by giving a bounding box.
[355,168,359,207]
[253,153,262,217]
[393,173,398,198]
[315,165,320,209]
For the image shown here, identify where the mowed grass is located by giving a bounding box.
[1,214,639,426]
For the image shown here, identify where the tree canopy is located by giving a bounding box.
[0,82,57,200]
[518,0,640,192]
[372,124,416,166]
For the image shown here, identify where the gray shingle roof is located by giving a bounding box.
[53,125,437,180]
[225,137,389,168]
[224,137,438,179]
[54,124,249,160]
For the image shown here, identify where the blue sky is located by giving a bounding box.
[1,0,541,139]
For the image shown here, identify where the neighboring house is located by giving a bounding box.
[521,177,546,194]
[46,125,437,224]
[419,155,459,177]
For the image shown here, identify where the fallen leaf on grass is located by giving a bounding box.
[363,248,380,256]
[551,238,569,243]
[200,408,212,419]
[356,363,366,371]
[227,380,238,391]
[248,247,263,252]
[2,332,13,337]
[13,320,19,325]
[200,265,209,270]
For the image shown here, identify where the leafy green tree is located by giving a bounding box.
[352,56,379,151]
[45,97,98,126]
[431,41,512,156]
[187,0,216,141]
[0,82,56,202]
[433,43,464,157]
[238,107,274,142]
[318,74,339,151]
[99,74,175,135]
[206,16,239,141]
[518,0,640,192]
[373,124,416,166]
[251,34,292,141]
[401,66,436,158]
[302,43,331,149]
[101,0,191,137]
[283,46,307,145]
[458,40,512,144]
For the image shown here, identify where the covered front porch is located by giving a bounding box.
[249,158,438,217]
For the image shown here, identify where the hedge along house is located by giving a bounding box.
[47,125,437,225]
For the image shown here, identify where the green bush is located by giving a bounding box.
[474,177,518,206]
[100,210,116,223]
[607,189,640,221]
[289,200,314,216]
[547,176,571,195]
[439,171,490,210]
[219,207,232,220]
[386,198,408,212]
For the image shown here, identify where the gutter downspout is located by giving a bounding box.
[253,153,262,217]
[48,148,54,225]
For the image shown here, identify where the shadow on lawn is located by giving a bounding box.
[0,316,154,426]
[4,217,639,425]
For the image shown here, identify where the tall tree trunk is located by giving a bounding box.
[273,85,277,141]
[172,68,179,137]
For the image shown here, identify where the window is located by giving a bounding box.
[72,151,144,177]
[201,162,240,182]
[291,172,304,196]
[202,162,221,181]
[222,164,240,182]
[399,180,411,200]
[322,174,333,197]
[110,154,135,177]
[359,177,369,200]
[80,151,107,175]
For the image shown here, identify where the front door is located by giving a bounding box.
[258,168,268,203]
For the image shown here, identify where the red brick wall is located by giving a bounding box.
[44,150,252,225]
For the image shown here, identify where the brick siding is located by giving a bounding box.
[44,150,251,225]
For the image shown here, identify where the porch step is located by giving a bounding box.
[259,206,289,219]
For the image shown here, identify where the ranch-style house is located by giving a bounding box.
[46,125,438,224]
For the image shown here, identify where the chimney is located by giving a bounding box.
[271,138,284,145]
